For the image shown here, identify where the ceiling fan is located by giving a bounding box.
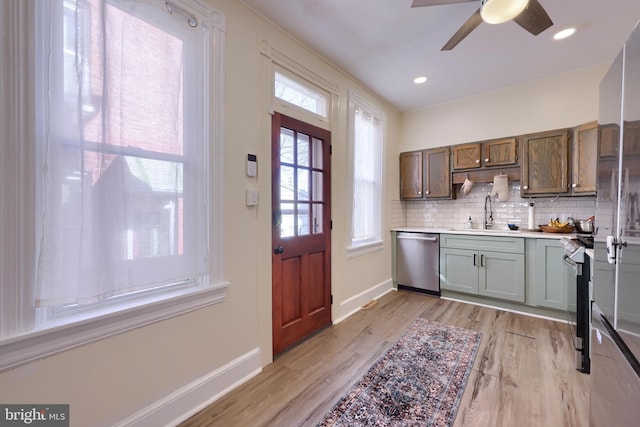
[412,0,553,51]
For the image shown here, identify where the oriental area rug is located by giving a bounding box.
[317,318,482,427]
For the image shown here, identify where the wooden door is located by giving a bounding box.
[425,147,451,198]
[399,150,424,199]
[572,121,598,194]
[520,129,570,196]
[452,143,481,170]
[271,113,331,355]
[483,137,517,167]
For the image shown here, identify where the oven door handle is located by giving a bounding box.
[562,255,583,276]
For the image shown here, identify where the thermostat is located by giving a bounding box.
[247,154,257,177]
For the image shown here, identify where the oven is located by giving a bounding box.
[561,236,592,373]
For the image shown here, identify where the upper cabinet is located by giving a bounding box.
[425,147,451,199]
[483,137,518,167]
[399,150,424,200]
[571,121,598,195]
[452,138,517,170]
[399,147,452,200]
[452,143,481,169]
[520,129,571,196]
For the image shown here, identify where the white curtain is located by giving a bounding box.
[351,98,384,244]
[36,0,208,307]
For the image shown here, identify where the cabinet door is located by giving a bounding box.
[624,120,640,156]
[399,151,424,200]
[425,147,451,198]
[483,138,517,167]
[478,251,525,302]
[452,143,481,170]
[535,239,574,310]
[599,123,619,158]
[440,247,479,294]
[572,121,598,194]
[521,129,570,196]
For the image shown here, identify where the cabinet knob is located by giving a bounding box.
[475,159,480,163]
[572,183,577,188]
[426,191,430,195]
[418,191,422,195]
[485,158,489,162]
[523,185,528,190]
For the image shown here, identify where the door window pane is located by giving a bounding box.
[312,171,323,202]
[312,204,323,234]
[297,133,310,166]
[280,165,294,200]
[312,137,323,169]
[297,203,310,236]
[280,128,294,164]
[280,202,295,238]
[297,168,309,201]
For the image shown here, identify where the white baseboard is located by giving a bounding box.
[333,279,394,324]
[114,348,262,427]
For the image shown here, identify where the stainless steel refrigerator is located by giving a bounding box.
[591,20,640,427]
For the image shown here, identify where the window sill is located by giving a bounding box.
[0,281,230,373]
[346,240,384,259]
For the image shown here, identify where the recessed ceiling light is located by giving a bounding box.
[414,76,428,84]
[553,27,576,40]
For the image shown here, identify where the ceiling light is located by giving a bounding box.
[480,0,529,25]
[414,76,428,84]
[553,27,576,40]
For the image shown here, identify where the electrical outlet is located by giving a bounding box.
[425,214,432,222]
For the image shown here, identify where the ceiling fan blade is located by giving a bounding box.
[441,8,483,51]
[411,0,476,7]
[512,0,553,36]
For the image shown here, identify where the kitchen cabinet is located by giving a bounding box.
[520,128,571,196]
[484,137,518,167]
[599,123,619,159]
[571,121,598,195]
[399,150,423,199]
[535,239,576,310]
[452,138,517,170]
[452,143,481,170]
[425,147,451,198]
[399,147,452,200]
[440,234,525,302]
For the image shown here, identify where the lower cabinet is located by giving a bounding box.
[440,234,525,302]
[535,239,576,310]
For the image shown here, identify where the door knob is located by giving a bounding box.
[274,246,284,254]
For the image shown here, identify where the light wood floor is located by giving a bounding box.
[180,290,589,427]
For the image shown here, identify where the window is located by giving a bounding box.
[273,68,329,120]
[0,0,226,371]
[347,92,385,257]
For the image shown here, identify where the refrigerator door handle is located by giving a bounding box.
[624,167,630,203]
[607,236,617,264]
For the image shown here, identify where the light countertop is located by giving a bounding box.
[392,226,578,240]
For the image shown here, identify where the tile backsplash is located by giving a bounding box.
[391,182,596,230]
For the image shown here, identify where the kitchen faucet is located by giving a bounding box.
[484,194,494,229]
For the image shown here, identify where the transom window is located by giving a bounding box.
[274,70,329,119]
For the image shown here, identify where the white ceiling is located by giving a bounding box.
[241,0,640,112]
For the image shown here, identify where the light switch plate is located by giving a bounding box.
[246,188,258,206]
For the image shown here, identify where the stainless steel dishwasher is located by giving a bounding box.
[396,232,440,295]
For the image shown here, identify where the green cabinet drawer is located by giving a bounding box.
[440,234,524,253]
